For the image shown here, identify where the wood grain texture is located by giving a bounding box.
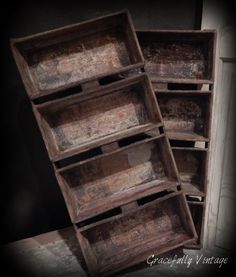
[10,10,144,99]
[76,192,197,276]
[157,93,211,141]
[34,74,162,161]
[172,148,207,196]
[56,135,179,222]
[137,30,215,83]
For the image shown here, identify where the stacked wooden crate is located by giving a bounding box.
[137,30,216,248]
[11,11,197,276]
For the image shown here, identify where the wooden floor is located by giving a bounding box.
[1,227,218,277]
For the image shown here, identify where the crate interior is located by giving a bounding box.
[15,13,141,94]
[187,200,204,246]
[157,93,209,140]
[37,81,160,156]
[59,136,178,221]
[138,32,214,81]
[79,193,194,274]
[172,149,206,195]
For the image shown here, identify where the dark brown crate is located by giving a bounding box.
[137,30,216,84]
[156,92,211,141]
[172,147,207,196]
[11,10,144,99]
[33,74,162,161]
[75,191,197,276]
[185,196,205,249]
[56,134,179,222]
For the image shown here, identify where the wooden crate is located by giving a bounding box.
[156,92,211,141]
[75,191,197,276]
[137,30,215,85]
[11,14,198,270]
[55,134,179,223]
[11,10,144,100]
[137,30,216,250]
[185,195,205,249]
[33,74,162,161]
[171,146,207,197]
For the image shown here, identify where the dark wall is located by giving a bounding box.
[2,0,202,244]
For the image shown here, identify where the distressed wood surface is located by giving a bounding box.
[137,30,215,83]
[157,93,210,141]
[56,135,179,222]
[34,74,162,161]
[172,148,207,197]
[11,10,144,99]
[185,200,205,249]
[76,192,197,276]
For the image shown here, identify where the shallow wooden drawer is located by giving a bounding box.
[157,92,211,141]
[137,30,215,85]
[75,191,197,276]
[185,196,205,249]
[172,147,207,196]
[56,134,179,222]
[34,74,162,161]
[11,10,144,99]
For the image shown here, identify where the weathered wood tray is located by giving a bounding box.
[75,191,197,276]
[34,74,162,161]
[172,147,207,196]
[157,92,211,141]
[137,30,215,85]
[11,10,144,99]
[55,134,179,222]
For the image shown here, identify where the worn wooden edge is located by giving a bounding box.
[52,123,161,162]
[171,146,208,152]
[100,238,196,276]
[34,73,152,109]
[56,133,165,172]
[184,191,205,197]
[184,199,206,250]
[75,191,197,276]
[77,191,183,232]
[29,63,145,100]
[33,74,165,162]
[155,90,212,94]
[136,29,217,34]
[10,10,145,100]
[72,180,179,223]
[10,10,131,42]
[150,78,214,85]
[167,132,209,143]
[177,193,198,240]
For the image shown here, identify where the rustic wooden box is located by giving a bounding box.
[11,10,144,99]
[157,92,211,141]
[75,191,197,276]
[171,147,207,196]
[185,196,205,249]
[137,30,215,85]
[33,74,162,161]
[55,134,179,222]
